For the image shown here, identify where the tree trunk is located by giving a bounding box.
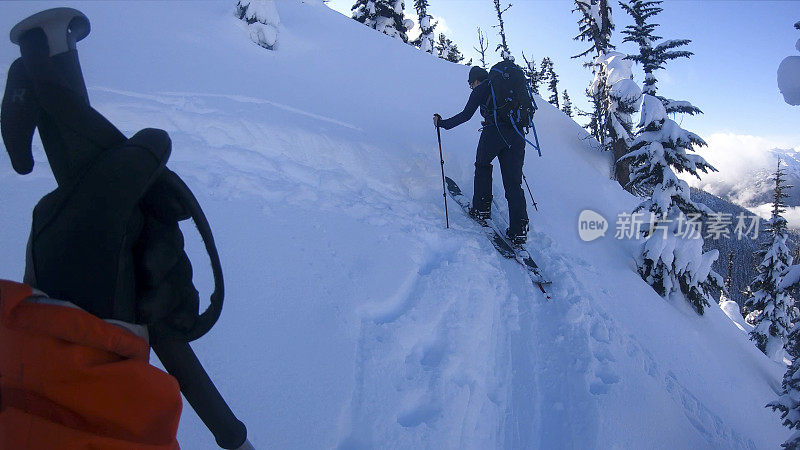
[612,138,630,190]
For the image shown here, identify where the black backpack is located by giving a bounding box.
[486,60,536,131]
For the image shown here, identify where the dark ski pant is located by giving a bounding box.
[472,124,528,233]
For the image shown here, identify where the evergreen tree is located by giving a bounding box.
[573,0,614,58]
[725,251,734,296]
[235,0,280,50]
[522,52,541,95]
[493,0,513,60]
[719,251,734,305]
[474,27,490,69]
[621,0,705,193]
[573,0,626,183]
[745,161,794,358]
[545,57,560,108]
[592,52,641,187]
[619,93,721,314]
[768,322,800,449]
[435,33,465,63]
[582,89,603,142]
[539,57,553,100]
[412,0,436,53]
[562,90,574,117]
[352,0,411,43]
[620,0,700,114]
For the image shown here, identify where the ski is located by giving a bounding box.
[488,198,549,280]
[445,177,551,299]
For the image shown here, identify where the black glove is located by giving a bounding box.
[2,24,200,332]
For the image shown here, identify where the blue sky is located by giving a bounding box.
[328,1,800,149]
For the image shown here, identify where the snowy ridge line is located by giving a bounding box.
[89,86,363,130]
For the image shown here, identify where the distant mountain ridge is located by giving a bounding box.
[691,188,799,308]
[697,147,800,212]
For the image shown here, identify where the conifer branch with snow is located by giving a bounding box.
[620,93,720,314]
[352,0,411,43]
[411,0,436,53]
[572,0,615,156]
[235,0,280,50]
[435,33,465,63]
[768,322,800,449]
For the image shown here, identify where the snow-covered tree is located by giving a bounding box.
[573,0,614,60]
[768,322,800,449]
[352,0,412,43]
[572,0,616,162]
[562,90,574,117]
[235,0,280,50]
[522,52,541,95]
[621,0,707,196]
[591,52,642,186]
[474,27,490,68]
[493,0,513,60]
[411,0,436,53]
[620,93,721,315]
[620,0,700,116]
[435,33,465,63]
[745,161,794,358]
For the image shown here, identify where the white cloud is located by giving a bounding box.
[405,14,449,44]
[682,133,799,195]
[431,15,449,35]
[679,133,800,228]
[750,204,800,231]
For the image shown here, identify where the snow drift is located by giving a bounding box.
[0,1,789,448]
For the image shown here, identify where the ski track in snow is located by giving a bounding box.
[496,204,757,449]
[337,227,512,449]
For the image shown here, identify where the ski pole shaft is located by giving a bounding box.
[437,125,449,228]
[152,338,250,449]
[522,173,538,211]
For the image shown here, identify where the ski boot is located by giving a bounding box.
[469,206,491,225]
[506,220,529,247]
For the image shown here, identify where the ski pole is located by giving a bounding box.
[7,9,252,449]
[522,173,539,211]
[436,124,450,228]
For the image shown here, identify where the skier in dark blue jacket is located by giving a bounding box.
[434,66,529,244]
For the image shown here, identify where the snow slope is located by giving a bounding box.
[0,1,788,448]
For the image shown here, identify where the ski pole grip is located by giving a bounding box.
[152,338,249,449]
[11,8,91,103]
[10,8,90,57]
